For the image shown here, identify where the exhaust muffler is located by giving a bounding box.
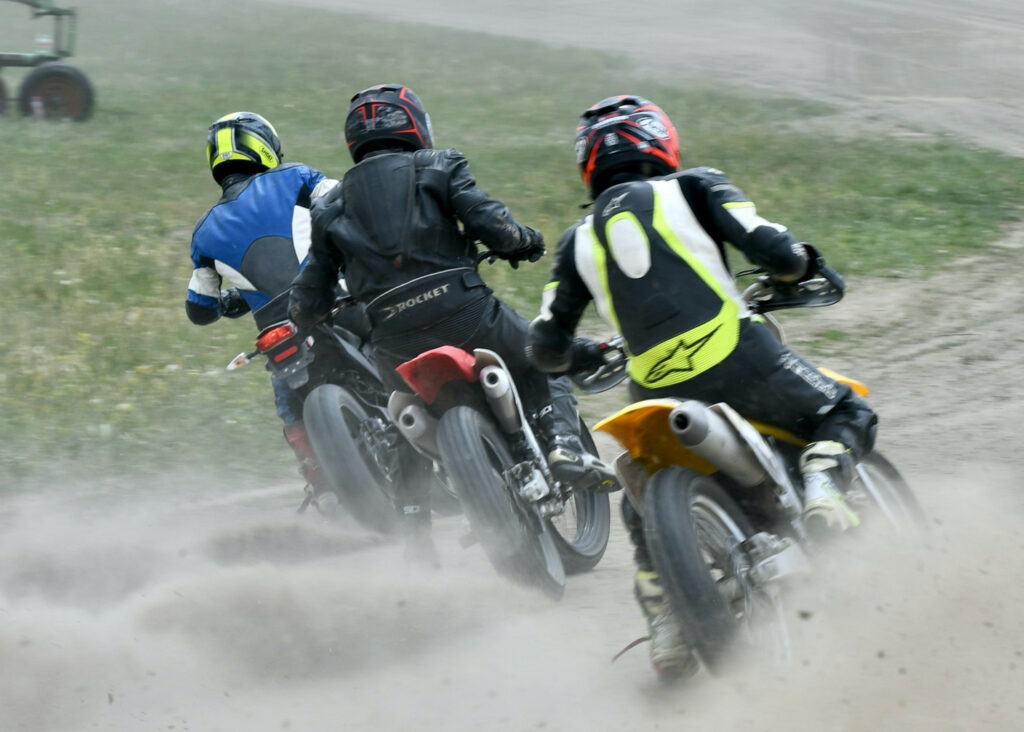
[396,403,440,457]
[479,365,522,434]
[669,401,768,487]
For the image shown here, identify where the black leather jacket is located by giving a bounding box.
[289,148,542,324]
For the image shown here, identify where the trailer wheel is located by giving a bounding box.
[18,63,94,121]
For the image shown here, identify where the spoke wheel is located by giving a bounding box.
[546,420,611,574]
[847,451,926,534]
[644,466,757,674]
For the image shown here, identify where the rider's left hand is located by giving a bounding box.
[219,288,251,318]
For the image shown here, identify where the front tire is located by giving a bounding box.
[644,466,755,675]
[436,406,564,598]
[849,451,926,533]
[302,384,398,535]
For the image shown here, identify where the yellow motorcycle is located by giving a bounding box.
[595,269,925,675]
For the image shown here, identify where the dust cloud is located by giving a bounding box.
[1,462,1021,731]
[5,1,1023,730]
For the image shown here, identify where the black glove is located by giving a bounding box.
[768,242,822,288]
[785,243,845,293]
[507,227,546,269]
[798,243,827,282]
[219,288,250,319]
[288,286,333,330]
[568,337,608,372]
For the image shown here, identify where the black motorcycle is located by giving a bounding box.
[227,291,411,534]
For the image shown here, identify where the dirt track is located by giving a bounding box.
[3,2,1023,730]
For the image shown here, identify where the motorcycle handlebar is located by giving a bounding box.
[741,268,844,314]
[570,335,628,394]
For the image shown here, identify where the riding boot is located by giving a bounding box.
[799,440,859,533]
[536,391,619,493]
[395,446,441,568]
[284,422,339,516]
[397,499,441,569]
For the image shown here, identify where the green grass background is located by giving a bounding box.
[2,0,1023,486]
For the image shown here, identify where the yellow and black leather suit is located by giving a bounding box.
[530,166,877,457]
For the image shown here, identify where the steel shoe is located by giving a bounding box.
[304,484,341,517]
[634,571,699,680]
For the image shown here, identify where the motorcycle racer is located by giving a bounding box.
[288,84,615,564]
[187,111,367,515]
[527,95,878,678]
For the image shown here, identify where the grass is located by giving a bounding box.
[2,0,1024,484]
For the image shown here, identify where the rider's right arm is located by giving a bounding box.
[442,149,545,261]
[528,226,592,372]
[682,168,810,282]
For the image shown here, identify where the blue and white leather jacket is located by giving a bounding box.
[186,163,326,328]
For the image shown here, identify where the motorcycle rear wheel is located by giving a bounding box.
[644,466,755,675]
[546,420,611,575]
[437,405,565,599]
[302,384,399,535]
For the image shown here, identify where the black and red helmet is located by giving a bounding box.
[344,84,433,163]
[574,95,680,198]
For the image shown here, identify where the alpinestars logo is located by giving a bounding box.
[602,191,629,217]
[380,283,451,321]
[779,353,838,399]
[644,325,721,384]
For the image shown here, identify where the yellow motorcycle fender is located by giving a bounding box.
[594,400,716,476]
[818,366,870,397]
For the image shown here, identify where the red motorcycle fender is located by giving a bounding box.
[395,345,478,404]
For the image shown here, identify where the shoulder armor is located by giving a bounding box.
[312,178,340,201]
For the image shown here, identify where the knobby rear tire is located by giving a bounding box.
[436,405,564,598]
[302,384,399,535]
[644,466,755,675]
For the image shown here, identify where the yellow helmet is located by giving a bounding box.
[206,111,283,183]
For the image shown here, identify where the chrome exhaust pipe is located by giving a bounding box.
[669,401,768,487]
[479,365,521,434]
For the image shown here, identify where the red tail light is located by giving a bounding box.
[272,345,300,363]
[256,322,298,352]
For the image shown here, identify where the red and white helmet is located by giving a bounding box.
[575,95,680,198]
